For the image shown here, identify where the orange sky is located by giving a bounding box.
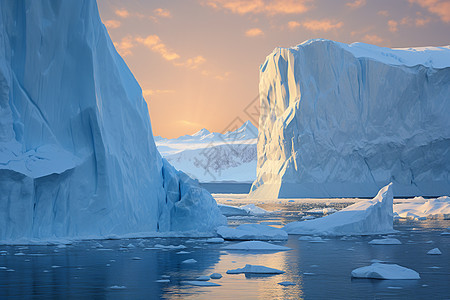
[97,0,450,138]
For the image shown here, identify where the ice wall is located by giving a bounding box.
[250,39,450,198]
[0,0,225,242]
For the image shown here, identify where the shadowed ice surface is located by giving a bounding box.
[0,197,449,299]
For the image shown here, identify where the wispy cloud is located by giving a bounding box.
[143,89,175,97]
[176,55,207,69]
[203,0,314,16]
[388,20,398,32]
[245,28,264,37]
[409,0,450,23]
[287,21,301,29]
[378,10,389,17]
[346,0,366,9]
[415,17,431,26]
[136,35,180,61]
[154,8,172,18]
[301,19,344,32]
[104,20,121,29]
[115,9,130,18]
[114,36,135,57]
[362,34,383,44]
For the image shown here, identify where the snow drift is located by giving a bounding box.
[283,183,395,236]
[250,39,450,198]
[0,0,225,242]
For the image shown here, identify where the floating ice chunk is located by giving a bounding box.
[301,216,316,220]
[154,244,187,250]
[369,238,402,245]
[184,281,221,287]
[210,273,222,279]
[132,257,142,260]
[206,238,224,243]
[441,232,450,235]
[126,244,135,248]
[394,196,450,220]
[218,204,249,217]
[306,208,337,215]
[227,264,284,274]
[427,248,442,255]
[351,263,420,280]
[195,275,210,281]
[222,241,291,251]
[284,184,394,236]
[240,204,271,215]
[278,281,296,286]
[14,253,25,256]
[303,272,315,275]
[182,259,197,264]
[176,251,190,254]
[155,279,170,283]
[217,224,288,241]
[109,285,127,290]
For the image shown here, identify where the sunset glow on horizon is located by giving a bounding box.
[97,0,450,139]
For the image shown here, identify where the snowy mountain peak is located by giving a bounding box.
[192,128,211,137]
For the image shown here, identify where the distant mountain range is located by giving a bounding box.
[155,121,258,182]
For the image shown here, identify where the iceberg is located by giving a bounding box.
[0,0,225,242]
[283,184,394,236]
[394,196,450,220]
[250,39,450,198]
[351,263,420,280]
[226,264,284,274]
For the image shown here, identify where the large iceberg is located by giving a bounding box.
[0,0,225,242]
[250,39,450,198]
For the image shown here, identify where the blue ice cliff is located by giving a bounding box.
[250,39,450,198]
[0,0,225,242]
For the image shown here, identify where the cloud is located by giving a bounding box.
[388,20,398,32]
[415,17,431,26]
[346,0,366,9]
[288,21,301,29]
[409,0,450,22]
[245,28,264,37]
[362,34,383,44]
[143,89,175,97]
[154,8,172,18]
[115,9,130,18]
[176,56,207,69]
[301,19,344,32]
[104,20,121,29]
[114,36,135,57]
[135,35,180,61]
[203,0,313,16]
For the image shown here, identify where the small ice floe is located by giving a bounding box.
[96,248,113,251]
[155,279,170,283]
[132,257,142,260]
[222,241,291,251]
[184,281,221,287]
[305,208,337,215]
[14,252,25,256]
[56,244,67,249]
[0,267,7,270]
[51,265,61,269]
[126,243,135,248]
[301,216,316,221]
[161,275,170,278]
[424,241,434,244]
[226,264,284,274]
[195,275,210,281]
[217,224,288,241]
[210,273,222,279]
[109,285,127,290]
[427,248,442,255]
[298,236,324,243]
[206,238,224,243]
[154,244,187,250]
[176,251,190,255]
[182,259,197,264]
[218,204,249,217]
[387,286,403,290]
[441,231,450,235]
[240,204,271,216]
[303,272,315,275]
[369,238,402,245]
[428,266,441,269]
[288,200,295,203]
[351,263,420,280]
[137,241,146,248]
[278,281,296,286]
[6,269,15,272]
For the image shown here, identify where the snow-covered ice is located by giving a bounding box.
[278,281,296,286]
[427,248,442,255]
[217,224,288,240]
[182,259,197,264]
[218,204,250,217]
[351,263,420,280]
[250,39,450,198]
[283,184,395,236]
[394,197,450,220]
[206,238,224,243]
[227,264,284,274]
[239,204,271,215]
[195,275,210,281]
[222,241,291,251]
[369,238,402,245]
[0,0,225,243]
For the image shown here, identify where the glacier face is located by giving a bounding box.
[0,0,225,242]
[250,39,450,198]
